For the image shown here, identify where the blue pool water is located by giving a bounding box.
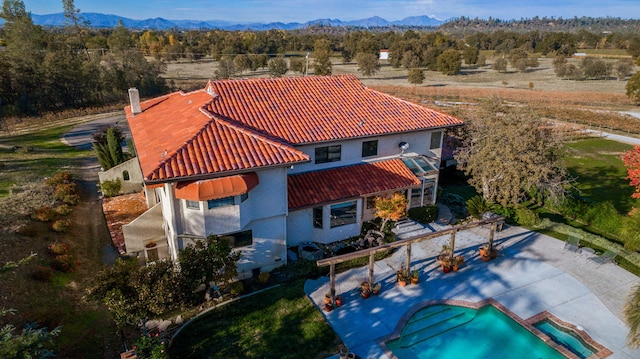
[534,320,595,359]
[386,305,566,359]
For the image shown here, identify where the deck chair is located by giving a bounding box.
[563,235,581,253]
[594,249,618,265]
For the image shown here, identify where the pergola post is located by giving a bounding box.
[449,230,456,260]
[406,242,412,272]
[329,263,336,306]
[369,251,375,285]
[488,222,496,251]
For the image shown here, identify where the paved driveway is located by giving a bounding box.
[61,113,128,150]
[305,225,640,359]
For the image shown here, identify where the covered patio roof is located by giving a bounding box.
[287,158,421,210]
[175,172,259,201]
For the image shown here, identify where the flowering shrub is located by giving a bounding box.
[52,219,72,233]
[52,254,75,272]
[44,171,73,187]
[54,204,72,215]
[31,206,55,222]
[48,241,69,255]
[60,193,80,206]
[54,183,77,201]
[30,265,54,282]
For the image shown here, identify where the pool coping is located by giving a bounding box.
[376,298,612,359]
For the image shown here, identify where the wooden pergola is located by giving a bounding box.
[316,216,505,306]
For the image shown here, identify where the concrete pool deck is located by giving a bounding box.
[304,224,640,359]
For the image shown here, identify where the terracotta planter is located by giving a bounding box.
[335,296,343,307]
[324,303,333,312]
[481,255,490,262]
[442,265,452,273]
[324,296,331,305]
[361,290,370,298]
[398,279,408,287]
[411,276,419,285]
[452,266,459,272]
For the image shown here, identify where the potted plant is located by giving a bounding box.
[411,270,419,285]
[335,295,343,307]
[452,255,465,271]
[324,292,332,305]
[479,245,498,261]
[440,256,452,273]
[361,281,371,298]
[372,282,381,295]
[397,270,409,286]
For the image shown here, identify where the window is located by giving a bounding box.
[185,200,200,209]
[240,192,249,203]
[366,197,376,209]
[430,131,442,149]
[361,140,378,157]
[315,145,341,164]
[313,207,323,228]
[122,170,130,181]
[219,230,253,248]
[330,201,357,228]
[208,196,234,209]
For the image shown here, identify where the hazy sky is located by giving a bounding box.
[21,0,640,23]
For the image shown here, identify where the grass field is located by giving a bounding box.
[169,280,340,359]
[565,138,640,213]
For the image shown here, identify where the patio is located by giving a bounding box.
[304,223,640,359]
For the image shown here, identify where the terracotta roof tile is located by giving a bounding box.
[127,89,310,182]
[127,76,463,182]
[287,158,421,210]
[205,75,463,145]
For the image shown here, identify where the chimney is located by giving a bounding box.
[128,88,141,115]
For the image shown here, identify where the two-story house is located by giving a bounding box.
[122,75,463,278]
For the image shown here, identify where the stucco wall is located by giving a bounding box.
[288,130,442,175]
[122,203,165,253]
[287,199,363,246]
[98,157,144,194]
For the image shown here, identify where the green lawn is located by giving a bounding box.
[564,138,640,213]
[169,280,341,359]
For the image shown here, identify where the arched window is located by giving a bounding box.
[122,170,130,181]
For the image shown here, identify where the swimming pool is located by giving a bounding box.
[386,304,566,359]
[534,320,595,359]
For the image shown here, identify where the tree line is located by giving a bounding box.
[4,0,640,119]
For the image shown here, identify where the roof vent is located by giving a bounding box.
[128,88,142,115]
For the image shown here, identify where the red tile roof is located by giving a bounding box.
[205,75,463,145]
[287,158,421,210]
[127,75,463,182]
[127,89,309,182]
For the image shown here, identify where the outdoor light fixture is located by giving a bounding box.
[399,141,409,154]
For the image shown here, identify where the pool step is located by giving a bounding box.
[406,306,452,325]
[399,311,476,348]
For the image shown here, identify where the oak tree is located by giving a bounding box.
[455,99,568,206]
[355,52,380,77]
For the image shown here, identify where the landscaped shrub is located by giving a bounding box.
[52,219,72,233]
[514,206,541,227]
[52,254,75,272]
[584,202,623,235]
[53,183,77,202]
[44,171,73,187]
[30,265,54,282]
[48,241,69,255]
[440,193,468,219]
[60,193,80,205]
[132,335,167,359]
[54,204,72,215]
[408,205,439,224]
[492,205,517,224]
[99,179,122,197]
[466,195,495,219]
[230,281,244,297]
[31,206,56,222]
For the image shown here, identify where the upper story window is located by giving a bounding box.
[315,145,341,164]
[122,170,130,181]
[208,196,234,209]
[361,140,378,157]
[185,200,200,210]
[430,131,443,149]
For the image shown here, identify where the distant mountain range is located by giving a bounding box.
[18,13,443,30]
